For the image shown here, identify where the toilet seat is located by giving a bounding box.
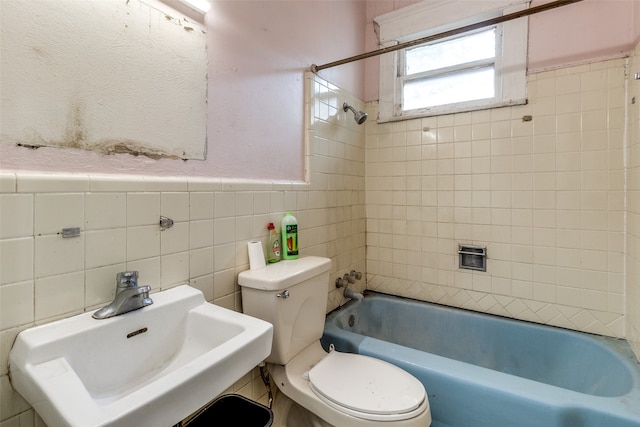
[308,351,426,422]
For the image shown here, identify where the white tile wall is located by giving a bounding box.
[0,195,32,239]
[365,58,630,339]
[0,73,366,426]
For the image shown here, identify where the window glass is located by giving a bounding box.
[403,66,495,110]
[405,28,496,75]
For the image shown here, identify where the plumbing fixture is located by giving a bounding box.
[337,270,364,300]
[335,274,349,288]
[349,270,362,281]
[92,271,153,319]
[347,270,362,283]
[276,290,290,299]
[61,227,81,238]
[343,287,364,301]
[159,216,174,231]
[343,102,368,125]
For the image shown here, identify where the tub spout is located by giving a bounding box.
[344,287,364,301]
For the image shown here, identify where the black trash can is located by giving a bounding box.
[184,394,273,427]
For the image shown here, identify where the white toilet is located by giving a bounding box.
[238,256,432,427]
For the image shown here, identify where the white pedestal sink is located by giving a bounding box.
[9,285,273,427]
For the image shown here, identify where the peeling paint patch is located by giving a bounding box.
[10,101,186,159]
[14,137,185,160]
[16,143,41,150]
[93,139,184,160]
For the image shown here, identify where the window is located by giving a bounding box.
[376,0,529,122]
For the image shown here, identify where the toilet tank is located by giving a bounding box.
[238,256,331,365]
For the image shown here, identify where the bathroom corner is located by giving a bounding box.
[626,35,640,360]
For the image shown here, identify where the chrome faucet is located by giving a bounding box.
[92,271,153,319]
[343,287,364,301]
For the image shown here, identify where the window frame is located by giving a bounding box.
[375,0,530,122]
[399,26,500,112]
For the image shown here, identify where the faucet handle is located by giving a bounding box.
[116,271,139,288]
[350,270,363,280]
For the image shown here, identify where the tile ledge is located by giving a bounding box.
[5,171,308,193]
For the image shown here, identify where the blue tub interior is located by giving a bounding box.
[321,291,640,427]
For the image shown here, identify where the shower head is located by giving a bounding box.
[343,102,368,125]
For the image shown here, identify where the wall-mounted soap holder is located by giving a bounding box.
[458,244,486,272]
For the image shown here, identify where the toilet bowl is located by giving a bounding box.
[271,342,431,427]
[238,256,431,427]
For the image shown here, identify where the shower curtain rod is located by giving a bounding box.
[310,0,583,72]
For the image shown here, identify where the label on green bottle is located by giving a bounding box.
[285,224,298,256]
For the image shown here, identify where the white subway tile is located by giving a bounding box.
[85,229,125,269]
[0,281,34,328]
[127,225,160,261]
[252,192,271,215]
[34,193,83,236]
[213,243,235,273]
[35,234,83,278]
[214,217,235,245]
[160,251,189,288]
[161,192,189,222]
[0,238,33,285]
[0,194,33,239]
[190,192,214,220]
[85,193,126,230]
[235,216,255,241]
[35,271,84,321]
[235,192,254,216]
[190,247,214,278]
[214,192,235,218]
[127,192,160,226]
[190,220,213,249]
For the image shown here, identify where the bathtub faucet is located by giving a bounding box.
[92,271,153,319]
[335,271,364,301]
[343,287,364,301]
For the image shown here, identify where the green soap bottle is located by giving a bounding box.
[281,212,298,260]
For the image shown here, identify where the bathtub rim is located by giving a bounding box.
[322,291,640,426]
[324,290,640,396]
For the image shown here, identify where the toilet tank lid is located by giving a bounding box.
[238,256,332,291]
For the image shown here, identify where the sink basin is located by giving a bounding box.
[9,285,273,427]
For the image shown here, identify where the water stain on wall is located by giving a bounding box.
[15,102,183,160]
